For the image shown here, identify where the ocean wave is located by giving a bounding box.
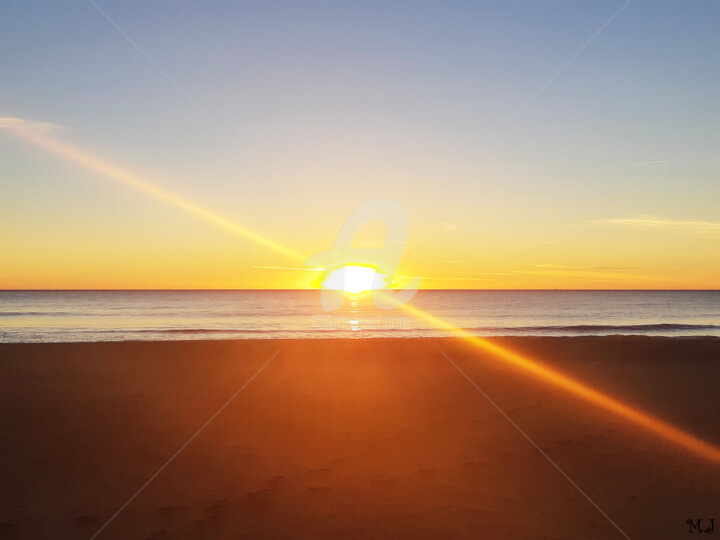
[92,323,720,335]
[0,311,76,317]
[135,328,411,334]
[463,323,720,332]
[138,328,257,334]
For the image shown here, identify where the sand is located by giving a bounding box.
[0,337,718,539]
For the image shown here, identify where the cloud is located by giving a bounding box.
[0,116,61,133]
[635,160,667,165]
[438,221,457,232]
[419,275,491,281]
[584,265,639,271]
[513,268,646,282]
[451,266,646,283]
[352,240,407,248]
[455,271,517,276]
[252,265,323,272]
[529,264,639,271]
[596,215,720,239]
[412,265,648,284]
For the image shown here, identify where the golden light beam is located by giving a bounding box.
[4,119,719,462]
[0,120,305,263]
[390,297,720,463]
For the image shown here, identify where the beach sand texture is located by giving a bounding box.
[0,337,718,539]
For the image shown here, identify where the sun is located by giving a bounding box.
[321,264,387,295]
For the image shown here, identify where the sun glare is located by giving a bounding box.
[321,265,387,295]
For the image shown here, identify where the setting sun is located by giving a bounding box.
[321,265,387,295]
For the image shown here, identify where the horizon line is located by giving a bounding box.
[1,288,719,293]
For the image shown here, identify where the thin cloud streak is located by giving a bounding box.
[597,216,720,239]
[252,265,323,272]
[438,221,458,232]
[0,116,61,133]
[529,264,639,271]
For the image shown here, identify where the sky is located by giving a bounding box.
[1,0,719,289]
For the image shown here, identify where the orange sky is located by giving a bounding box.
[2,117,719,290]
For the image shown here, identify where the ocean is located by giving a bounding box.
[1,290,719,343]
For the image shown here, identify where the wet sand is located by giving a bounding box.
[0,337,718,539]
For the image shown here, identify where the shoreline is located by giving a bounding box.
[3,333,720,345]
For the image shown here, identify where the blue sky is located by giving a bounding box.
[1,1,719,288]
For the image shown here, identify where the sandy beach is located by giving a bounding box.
[0,336,718,539]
